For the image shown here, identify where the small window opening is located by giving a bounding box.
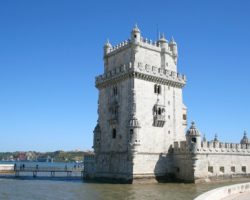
[114,107,118,116]
[134,34,137,38]
[154,84,157,93]
[158,108,162,115]
[208,166,213,173]
[176,167,180,173]
[130,129,133,141]
[242,166,246,173]
[231,166,235,172]
[220,166,225,173]
[191,138,197,143]
[154,84,162,94]
[183,114,187,120]
[113,86,118,96]
[157,85,161,94]
[112,128,116,139]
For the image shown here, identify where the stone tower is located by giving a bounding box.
[93,25,187,182]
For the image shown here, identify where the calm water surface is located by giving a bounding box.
[0,178,248,200]
[0,162,249,200]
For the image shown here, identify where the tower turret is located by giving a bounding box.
[186,121,201,152]
[158,33,168,50]
[130,24,141,43]
[169,37,178,63]
[158,33,169,69]
[103,39,112,56]
[241,131,249,145]
[128,88,141,158]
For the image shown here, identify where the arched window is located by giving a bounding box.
[130,129,133,141]
[154,85,162,94]
[154,84,157,93]
[158,108,161,115]
[157,85,161,94]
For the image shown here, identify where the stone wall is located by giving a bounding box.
[173,141,250,182]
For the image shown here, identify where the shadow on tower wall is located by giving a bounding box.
[153,147,176,183]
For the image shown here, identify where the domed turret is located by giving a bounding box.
[186,122,201,151]
[213,134,219,142]
[104,39,112,55]
[169,37,178,63]
[131,24,141,43]
[186,121,201,137]
[158,33,168,49]
[241,131,249,145]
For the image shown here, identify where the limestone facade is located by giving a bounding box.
[84,25,249,183]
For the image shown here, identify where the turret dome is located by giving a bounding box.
[132,24,140,33]
[241,131,249,144]
[158,33,168,43]
[169,36,177,45]
[186,121,201,136]
[104,39,112,48]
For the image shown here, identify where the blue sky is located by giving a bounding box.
[0,0,249,152]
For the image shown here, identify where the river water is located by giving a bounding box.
[1,178,247,200]
[0,162,249,200]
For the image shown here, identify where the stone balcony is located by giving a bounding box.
[153,115,165,127]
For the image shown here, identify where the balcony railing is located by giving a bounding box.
[153,115,165,127]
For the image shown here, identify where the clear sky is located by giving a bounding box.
[0,0,250,152]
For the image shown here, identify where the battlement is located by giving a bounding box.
[105,36,175,57]
[108,39,131,54]
[173,141,250,154]
[95,61,186,88]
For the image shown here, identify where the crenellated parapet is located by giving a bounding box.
[104,25,178,62]
[173,140,250,155]
[95,61,186,89]
[105,39,131,56]
[104,37,177,58]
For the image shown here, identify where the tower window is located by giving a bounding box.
[220,166,225,173]
[183,114,187,120]
[154,84,161,95]
[158,108,162,115]
[208,166,213,173]
[113,86,118,96]
[231,166,235,172]
[191,138,197,143]
[154,84,157,93]
[114,107,118,117]
[112,128,116,139]
[134,35,137,38]
[242,166,246,173]
[130,129,133,141]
